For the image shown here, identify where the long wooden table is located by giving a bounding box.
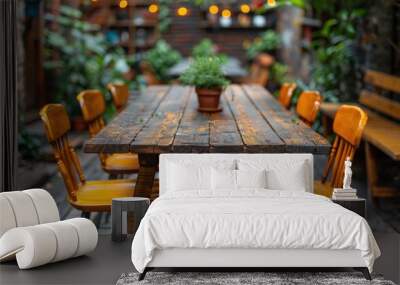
[84,84,330,198]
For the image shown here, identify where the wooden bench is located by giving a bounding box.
[320,70,400,202]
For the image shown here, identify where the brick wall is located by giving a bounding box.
[162,4,273,63]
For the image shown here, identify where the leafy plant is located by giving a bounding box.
[309,8,366,102]
[144,40,182,82]
[192,39,216,58]
[158,0,173,33]
[18,129,41,160]
[44,5,132,119]
[270,62,289,86]
[179,57,229,89]
[246,30,281,59]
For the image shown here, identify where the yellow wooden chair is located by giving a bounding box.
[107,83,130,113]
[39,104,135,215]
[296,91,322,126]
[76,90,140,178]
[314,105,368,197]
[278,82,297,110]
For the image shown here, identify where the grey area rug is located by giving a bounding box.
[117,272,396,285]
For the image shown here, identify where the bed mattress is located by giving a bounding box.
[131,190,380,273]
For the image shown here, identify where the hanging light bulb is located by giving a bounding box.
[177,6,188,16]
[240,4,251,14]
[208,5,219,15]
[119,0,128,9]
[148,4,159,13]
[267,0,277,7]
[221,9,231,18]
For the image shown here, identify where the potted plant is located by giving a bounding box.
[246,30,280,60]
[192,39,217,58]
[180,56,229,112]
[144,40,182,83]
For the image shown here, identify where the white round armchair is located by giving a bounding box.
[0,189,98,269]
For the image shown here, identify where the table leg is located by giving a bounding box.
[134,153,159,198]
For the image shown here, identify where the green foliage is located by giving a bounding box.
[179,57,229,89]
[158,0,173,33]
[18,129,41,160]
[270,62,289,86]
[44,5,132,118]
[246,30,281,59]
[192,39,216,58]
[309,8,366,102]
[144,40,182,82]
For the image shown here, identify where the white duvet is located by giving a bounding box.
[131,190,380,273]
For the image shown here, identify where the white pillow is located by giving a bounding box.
[265,164,307,191]
[212,168,236,190]
[212,169,267,191]
[237,169,267,189]
[168,162,211,191]
[238,159,309,192]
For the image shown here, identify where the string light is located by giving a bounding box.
[177,6,188,16]
[267,0,277,7]
[208,5,219,15]
[240,4,250,14]
[119,0,128,9]
[148,4,159,13]
[221,9,231,18]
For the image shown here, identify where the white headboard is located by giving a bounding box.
[159,153,314,195]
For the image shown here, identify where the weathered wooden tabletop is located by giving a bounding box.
[84,84,330,155]
[84,84,330,198]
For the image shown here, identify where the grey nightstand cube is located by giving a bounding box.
[332,198,366,218]
[112,197,150,242]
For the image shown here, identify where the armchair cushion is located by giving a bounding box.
[0,218,97,269]
[0,189,98,269]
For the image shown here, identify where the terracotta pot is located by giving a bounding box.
[195,87,223,113]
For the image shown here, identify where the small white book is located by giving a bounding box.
[332,193,358,199]
[333,193,357,197]
[333,188,357,193]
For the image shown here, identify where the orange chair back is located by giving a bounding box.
[296,91,322,126]
[76,90,106,138]
[107,83,130,112]
[40,104,85,201]
[278,82,297,109]
[321,105,368,188]
[76,90,108,167]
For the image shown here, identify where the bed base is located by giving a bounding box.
[138,267,371,281]
[138,248,372,281]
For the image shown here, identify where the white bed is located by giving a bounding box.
[131,154,380,280]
